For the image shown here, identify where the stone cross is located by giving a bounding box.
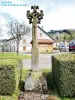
[26,5,44,71]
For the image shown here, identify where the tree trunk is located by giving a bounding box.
[16,40,19,55]
[31,23,39,71]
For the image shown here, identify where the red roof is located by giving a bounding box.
[30,39,54,44]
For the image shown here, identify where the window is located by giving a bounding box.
[23,39,26,44]
[14,41,15,44]
[23,46,26,50]
[40,33,42,37]
[14,46,15,51]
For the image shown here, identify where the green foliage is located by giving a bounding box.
[0,59,19,67]
[68,29,75,39]
[32,71,43,79]
[20,68,30,81]
[52,54,75,97]
[0,94,18,100]
[0,53,31,97]
[0,59,20,95]
[62,97,75,100]
[58,33,72,41]
[48,29,75,41]
[19,68,29,91]
[43,69,54,90]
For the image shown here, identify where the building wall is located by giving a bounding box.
[5,26,54,53]
[19,35,32,52]
[53,42,60,48]
[37,27,54,52]
[38,44,53,52]
[37,28,53,40]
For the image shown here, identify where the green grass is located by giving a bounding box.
[21,68,51,80]
[0,94,18,100]
[0,53,31,60]
[21,68,30,81]
[62,97,75,100]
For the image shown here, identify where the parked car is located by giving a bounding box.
[59,43,66,52]
[69,39,75,52]
[59,42,69,52]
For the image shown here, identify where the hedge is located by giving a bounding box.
[52,54,75,97]
[0,59,20,95]
[43,69,54,90]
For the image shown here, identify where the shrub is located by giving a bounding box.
[52,54,75,97]
[0,59,20,95]
[19,68,29,91]
[43,69,54,90]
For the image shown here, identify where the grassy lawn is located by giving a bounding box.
[0,53,31,60]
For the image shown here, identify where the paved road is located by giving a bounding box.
[23,54,52,69]
[23,51,75,69]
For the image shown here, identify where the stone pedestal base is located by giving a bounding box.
[24,71,47,93]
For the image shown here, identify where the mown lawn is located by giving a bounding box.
[0,53,31,60]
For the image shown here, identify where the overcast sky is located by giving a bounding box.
[0,0,75,37]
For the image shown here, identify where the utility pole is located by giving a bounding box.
[26,5,44,71]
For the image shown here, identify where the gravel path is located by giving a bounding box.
[18,92,61,100]
[18,92,49,100]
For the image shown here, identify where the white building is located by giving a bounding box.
[4,26,54,53]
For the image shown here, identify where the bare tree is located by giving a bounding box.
[7,19,31,55]
[0,25,3,37]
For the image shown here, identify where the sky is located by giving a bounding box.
[0,0,75,39]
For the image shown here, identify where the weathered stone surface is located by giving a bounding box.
[24,71,47,93]
[34,75,47,93]
[24,72,35,91]
[41,94,49,100]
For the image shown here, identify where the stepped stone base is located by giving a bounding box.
[24,71,47,93]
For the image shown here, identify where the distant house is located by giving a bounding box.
[53,40,60,49]
[4,26,54,53]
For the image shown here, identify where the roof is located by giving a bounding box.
[4,26,54,42]
[30,39,54,44]
[38,26,54,40]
